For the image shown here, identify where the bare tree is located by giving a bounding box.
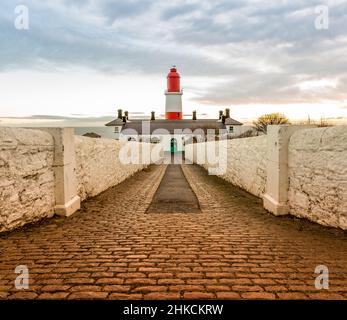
[253,113,290,134]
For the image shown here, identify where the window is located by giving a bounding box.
[151,137,160,144]
[115,126,119,133]
[228,126,234,133]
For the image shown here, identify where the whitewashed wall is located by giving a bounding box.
[185,136,267,197]
[223,136,267,197]
[0,128,55,232]
[2,126,347,232]
[187,127,347,231]
[0,129,153,233]
[288,126,347,230]
[75,136,150,201]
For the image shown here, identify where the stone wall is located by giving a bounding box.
[2,125,346,232]
[0,128,152,233]
[185,135,267,197]
[186,126,347,231]
[223,136,267,197]
[0,128,55,232]
[288,126,347,230]
[75,136,149,201]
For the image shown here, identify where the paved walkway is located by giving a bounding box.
[146,165,200,213]
[0,164,346,300]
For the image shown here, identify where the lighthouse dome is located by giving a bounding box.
[167,67,180,92]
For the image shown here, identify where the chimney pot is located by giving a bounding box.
[192,110,197,120]
[151,111,155,121]
[118,109,123,119]
[124,111,129,120]
[222,115,226,124]
[219,110,223,120]
[225,108,230,118]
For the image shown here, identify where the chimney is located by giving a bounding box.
[225,108,230,118]
[124,111,129,120]
[151,111,155,121]
[221,115,226,124]
[219,110,223,120]
[192,110,197,120]
[117,109,123,119]
[122,116,127,123]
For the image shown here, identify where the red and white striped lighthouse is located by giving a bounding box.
[165,66,183,120]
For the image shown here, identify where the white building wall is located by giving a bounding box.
[122,134,186,152]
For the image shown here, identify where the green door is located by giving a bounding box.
[170,138,177,153]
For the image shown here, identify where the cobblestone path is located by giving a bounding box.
[0,164,346,300]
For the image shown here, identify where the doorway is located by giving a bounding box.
[170,138,177,153]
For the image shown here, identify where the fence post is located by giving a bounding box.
[263,125,315,216]
[39,128,80,217]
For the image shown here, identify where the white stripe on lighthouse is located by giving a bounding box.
[165,92,182,113]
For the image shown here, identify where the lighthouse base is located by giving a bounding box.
[165,112,182,120]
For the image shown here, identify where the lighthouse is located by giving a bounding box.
[106,66,245,151]
[165,66,183,120]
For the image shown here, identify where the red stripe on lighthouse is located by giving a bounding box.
[165,111,182,120]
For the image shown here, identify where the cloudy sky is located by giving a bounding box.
[0,0,347,123]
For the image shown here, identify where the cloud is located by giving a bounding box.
[0,0,347,106]
[160,3,199,20]
[99,0,154,23]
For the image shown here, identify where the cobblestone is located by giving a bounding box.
[0,164,346,300]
